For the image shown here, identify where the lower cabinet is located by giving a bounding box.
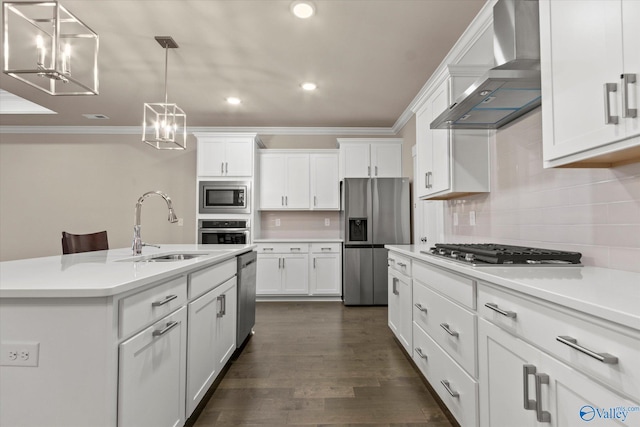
[388,264,412,353]
[186,277,237,416]
[256,242,342,297]
[118,307,188,427]
[479,318,639,427]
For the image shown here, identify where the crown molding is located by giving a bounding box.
[0,125,397,136]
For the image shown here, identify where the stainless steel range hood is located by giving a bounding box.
[431,0,541,130]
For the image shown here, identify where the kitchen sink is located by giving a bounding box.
[116,251,229,263]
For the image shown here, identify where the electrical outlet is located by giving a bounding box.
[470,211,476,226]
[453,212,459,226]
[275,218,281,227]
[1,342,39,367]
[324,218,330,226]
[177,218,184,226]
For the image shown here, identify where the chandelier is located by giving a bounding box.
[2,1,99,95]
[142,36,187,150]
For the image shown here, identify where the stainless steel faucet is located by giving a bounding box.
[133,191,179,255]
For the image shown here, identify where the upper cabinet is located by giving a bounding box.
[196,133,261,177]
[540,0,640,167]
[258,150,339,210]
[337,139,403,179]
[415,66,490,200]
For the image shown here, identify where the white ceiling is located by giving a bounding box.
[0,0,486,130]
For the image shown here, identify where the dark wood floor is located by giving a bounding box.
[193,301,453,427]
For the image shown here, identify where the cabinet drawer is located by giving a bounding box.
[388,251,412,276]
[413,260,475,309]
[413,323,478,427]
[189,258,236,299]
[119,276,187,338]
[309,242,341,253]
[413,280,477,377]
[478,282,640,400]
[256,243,309,253]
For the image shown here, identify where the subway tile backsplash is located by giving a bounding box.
[443,110,640,273]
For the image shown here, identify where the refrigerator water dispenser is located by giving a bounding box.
[349,218,367,242]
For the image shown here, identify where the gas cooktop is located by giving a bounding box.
[420,243,582,267]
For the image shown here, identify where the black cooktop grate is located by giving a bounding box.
[432,243,582,265]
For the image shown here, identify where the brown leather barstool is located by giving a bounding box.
[61,231,109,254]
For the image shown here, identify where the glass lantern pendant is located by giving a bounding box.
[142,36,187,150]
[2,1,99,95]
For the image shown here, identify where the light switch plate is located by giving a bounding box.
[453,212,458,226]
[470,211,476,226]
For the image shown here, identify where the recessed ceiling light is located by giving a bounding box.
[226,97,241,105]
[291,1,315,19]
[301,82,317,91]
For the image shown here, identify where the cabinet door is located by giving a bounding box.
[478,318,541,427]
[281,254,309,294]
[225,139,253,176]
[343,144,371,178]
[259,154,286,209]
[284,154,310,209]
[197,140,226,177]
[310,253,341,295]
[398,274,412,354]
[310,154,339,209]
[623,0,640,138]
[415,103,433,199]
[388,271,400,336]
[256,254,282,294]
[118,307,187,427]
[370,143,402,177]
[186,289,220,416]
[541,1,626,162]
[429,79,451,194]
[215,278,237,370]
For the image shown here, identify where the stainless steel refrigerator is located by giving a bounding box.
[342,178,410,305]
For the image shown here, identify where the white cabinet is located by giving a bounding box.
[540,0,640,168]
[310,153,340,210]
[415,66,490,200]
[256,243,309,295]
[309,243,342,296]
[186,276,237,416]
[387,252,412,354]
[337,139,403,179]
[259,152,310,209]
[479,318,639,427]
[196,133,259,177]
[259,150,339,210]
[118,307,187,427]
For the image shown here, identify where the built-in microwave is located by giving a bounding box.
[199,180,250,214]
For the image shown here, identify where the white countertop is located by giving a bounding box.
[386,245,640,331]
[253,238,343,243]
[0,244,255,298]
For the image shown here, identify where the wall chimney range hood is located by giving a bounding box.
[431,0,541,130]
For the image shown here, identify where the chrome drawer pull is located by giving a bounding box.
[152,294,177,307]
[535,373,551,423]
[290,247,301,251]
[556,336,619,364]
[415,348,427,360]
[321,247,332,251]
[440,323,459,337]
[604,82,619,124]
[440,380,459,398]
[484,302,517,318]
[396,262,407,267]
[152,320,179,337]
[392,277,399,295]
[263,247,274,251]
[523,364,537,410]
[414,303,427,313]
[621,73,637,118]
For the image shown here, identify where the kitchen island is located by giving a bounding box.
[0,244,256,427]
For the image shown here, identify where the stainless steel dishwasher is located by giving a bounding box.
[236,250,257,348]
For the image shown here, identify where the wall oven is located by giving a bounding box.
[199,180,250,214]
[198,219,250,244]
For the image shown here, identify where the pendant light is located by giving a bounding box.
[142,36,186,150]
[2,1,99,95]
